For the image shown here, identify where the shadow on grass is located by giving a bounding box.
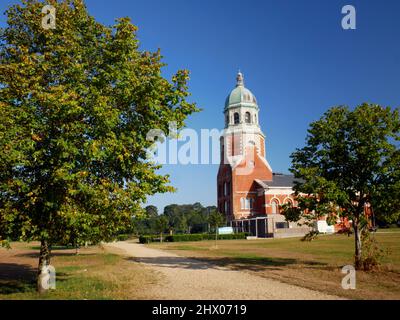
[126,255,326,272]
[0,263,36,294]
[0,262,71,295]
[29,245,81,251]
[16,252,97,259]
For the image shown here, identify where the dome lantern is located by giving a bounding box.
[224,72,258,110]
[236,71,244,87]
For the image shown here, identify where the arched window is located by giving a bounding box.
[285,198,294,207]
[255,114,257,124]
[271,199,279,214]
[226,115,229,126]
[234,112,240,124]
[245,112,251,124]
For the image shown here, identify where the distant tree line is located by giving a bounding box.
[132,203,219,235]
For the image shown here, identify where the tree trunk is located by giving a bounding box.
[215,228,218,249]
[160,232,163,243]
[37,239,51,293]
[353,220,362,270]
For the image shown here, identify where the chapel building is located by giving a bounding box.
[217,72,313,238]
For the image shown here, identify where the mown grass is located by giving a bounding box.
[150,231,400,299]
[0,243,159,300]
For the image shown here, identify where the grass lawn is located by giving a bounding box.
[376,228,400,233]
[0,242,159,300]
[150,231,400,300]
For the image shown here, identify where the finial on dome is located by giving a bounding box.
[236,70,244,87]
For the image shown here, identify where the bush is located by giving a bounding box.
[165,233,248,242]
[139,235,160,244]
[360,230,389,271]
[116,234,130,241]
[219,233,248,240]
[139,233,249,243]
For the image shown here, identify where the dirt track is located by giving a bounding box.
[108,241,342,300]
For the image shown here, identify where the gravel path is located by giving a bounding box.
[107,241,341,300]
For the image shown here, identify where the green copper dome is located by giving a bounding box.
[225,72,258,109]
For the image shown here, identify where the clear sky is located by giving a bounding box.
[1,0,399,212]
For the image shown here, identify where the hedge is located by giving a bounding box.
[116,234,130,241]
[139,233,248,244]
[139,235,160,244]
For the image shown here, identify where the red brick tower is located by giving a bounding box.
[217,72,273,222]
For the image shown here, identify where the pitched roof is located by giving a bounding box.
[255,173,301,189]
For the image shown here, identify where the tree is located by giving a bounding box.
[186,209,204,233]
[154,215,169,243]
[132,203,216,235]
[208,211,225,248]
[131,205,159,235]
[0,0,198,292]
[144,205,158,219]
[164,204,187,234]
[284,104,400,269]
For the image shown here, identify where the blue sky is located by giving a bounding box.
[1,0,399,212]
